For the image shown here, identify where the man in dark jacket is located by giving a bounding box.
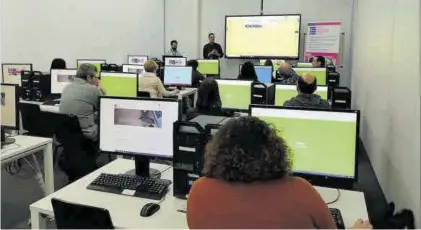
[283,73,330,109]
[273,63,299,84]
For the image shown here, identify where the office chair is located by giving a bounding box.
[331,87,352,109]
[137,91,151,98]
[52,198,113,229]
[19,103,53,137]
[250,82,268,105]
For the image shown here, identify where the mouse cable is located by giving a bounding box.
[326,189,341,205]
[156,194,166,205]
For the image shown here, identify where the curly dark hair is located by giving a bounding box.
[203,116,292,183]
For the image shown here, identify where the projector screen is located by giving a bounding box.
[225,15,301,59]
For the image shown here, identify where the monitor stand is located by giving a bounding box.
[124,156,161,179]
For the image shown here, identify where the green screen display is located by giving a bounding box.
[197,60,219,75]
[77,60,105,74]
[217,80,251,110]
[255,109,357,178]
[275,86,328,106]
[293,68,327,85]
[296,62,313,68]
[101,74,137,97]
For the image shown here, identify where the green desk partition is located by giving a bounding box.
[100,72,137,97]
[216,80,252,110]
[197,60,220,75]
[296,62,313,68]
[275,85,328,106]
[293,68,327,85]
[77,59,106,73]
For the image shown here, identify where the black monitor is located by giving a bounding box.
[99,97,181,178]
[1,83,20,145]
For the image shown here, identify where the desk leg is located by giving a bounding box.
[193,91,198,106]
[30,209,47,229]
[43,142,54,195]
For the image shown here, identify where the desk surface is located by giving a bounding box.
[1,135,52,162]
[30,159,368,229]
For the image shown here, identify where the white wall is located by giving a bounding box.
[351,0,421,227]
[1,0,165,71]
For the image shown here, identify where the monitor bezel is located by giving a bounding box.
[76,59,107,69]
[1,63,33,84]
[163,66,193,87]
[196,59,221,77]
[127,55,149,66]
[99,71,139,97]
[98,96,181,160]
[50,68,78,96]
[162,56,187,67]
[1,83,20,130]
[249,104,360,190]
[224,14,302,60]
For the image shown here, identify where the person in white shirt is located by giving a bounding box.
[166,40,182,56]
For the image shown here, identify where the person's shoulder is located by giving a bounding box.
[283,97,297,106]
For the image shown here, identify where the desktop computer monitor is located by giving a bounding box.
[254,66,273,84]
[216,79,252,111]
[2,63,33,86]
[163,56,187,66]
[293,68,327,85]
[122,64,145,75]
[274,85,328,106]
[1,84,19,130]
[250,105,359,189]
[259,59,284,70]
[50,69,78,94]
[100,72,138,97]
[163,66,192,87]
[99,97,180,177]
[197,60,220,75]
[127,55,148,66]
[77,59,106,73]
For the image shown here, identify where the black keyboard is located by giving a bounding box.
[329,208,345,229]
[87,173,171,200]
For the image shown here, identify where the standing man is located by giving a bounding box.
[166,40,182,56]
[203,33,224,59]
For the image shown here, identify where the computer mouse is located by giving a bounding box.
[140,203,160,217]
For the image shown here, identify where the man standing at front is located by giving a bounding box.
[203,33,224,59]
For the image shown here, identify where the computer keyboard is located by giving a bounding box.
[87,173,171,200]
[329,208,345,229]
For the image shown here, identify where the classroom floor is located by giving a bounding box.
[1,141,387,229]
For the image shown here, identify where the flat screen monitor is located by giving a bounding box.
[197,60,220,75]
[1,63,33,86]
[127,55,148,66]
[1,83,19,129]
[216,79,252,110]
[225,15,301,59]
[255,66,273,84]
[50,69,77,94]
[77,59,106,73]
[259,59,284,70]
[293,68,327,86]
[163,66,192,86]
[122,64,145,75]
[163,56,187,66]
[250,106,359,188]
[99,97,180,159]
[275,85,328,106]
[100,72,138,97]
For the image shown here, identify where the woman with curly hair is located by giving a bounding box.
[186,117,371,229]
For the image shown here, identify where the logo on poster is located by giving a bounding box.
[8,68,22,76]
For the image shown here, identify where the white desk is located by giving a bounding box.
[19,99,60,113]
[178,88,198,105]
[30,159,368,229]
[1,135,54,195]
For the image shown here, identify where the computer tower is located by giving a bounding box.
[31,71,50,102]
[20,71,32,100]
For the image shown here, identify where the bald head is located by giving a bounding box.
[302,73,316,84]
[297,73,317,94]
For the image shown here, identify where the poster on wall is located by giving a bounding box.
[304,21,342,66]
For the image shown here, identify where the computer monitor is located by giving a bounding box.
[127,55,148,66]
[259,59,284,70]
[254,66,273,84]
[1,84,19,130]
[250,105,359,189]
[2,63,33,86]
[122,64,145,75]
[293,68,327,85]
[197,59,220,75]
[50,69,77,95]
[163,66,192,87]
[163,56,187,66]
[100,72,138,97]
[77,59,106,73]
[99,97,180,177]
[274,85,328,106]
[216,79,252,111]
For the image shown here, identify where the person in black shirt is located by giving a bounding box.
[187,60,205,87]
[203,33,224,59]
[238,61,258,81]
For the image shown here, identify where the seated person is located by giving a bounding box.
[263,59,273,67]
[283,73,330,109]
[312,55,326,68]
[238,61,258,81]
[139,60,179,98]
[187,76,222,118]
[187,117,371,229]
[59,64,106,141]
[273,62,299,84]
[50,58,67,69]
[187,60,205,87]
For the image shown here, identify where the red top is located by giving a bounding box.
[187,176,336,229]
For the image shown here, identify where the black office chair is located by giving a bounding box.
[52,198,114,229]
[331,87,352,109]
[19,103,55,137]
[137,91,151,98]
[250,82,268,105]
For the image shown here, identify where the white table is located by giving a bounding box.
[30,158,368,229]
[19,99,60,113]
[1,135,54,195]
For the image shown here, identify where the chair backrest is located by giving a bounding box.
[137,91,151,98]
[52,198,113,229]
[251,82,268,105]
[332,87,352,109]
[18,103,55,137]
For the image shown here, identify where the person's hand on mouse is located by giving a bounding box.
[173,89,180,94]
[351,219,372,229]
